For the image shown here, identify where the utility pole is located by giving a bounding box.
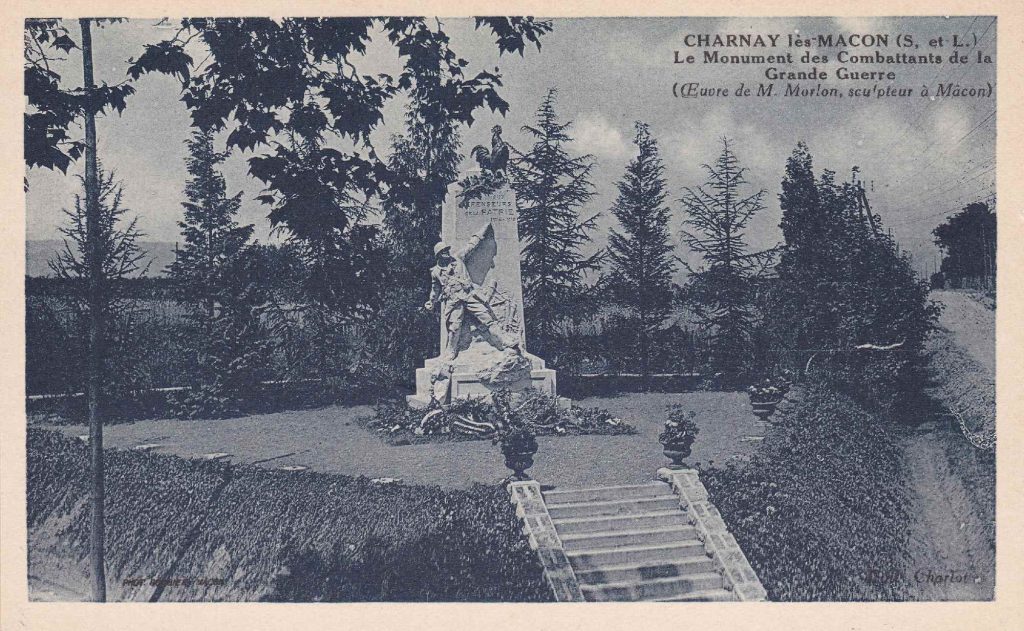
[851,167,880,237]
[80,17,107,603]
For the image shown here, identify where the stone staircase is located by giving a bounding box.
[544,483,731,601]
[509,472,766,602]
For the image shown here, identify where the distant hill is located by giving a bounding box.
[25,240,178,278]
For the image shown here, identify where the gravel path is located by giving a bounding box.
[931,290,995,376]
[902,432,994,600]
[46,392,767,489]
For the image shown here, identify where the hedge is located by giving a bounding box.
[699,385,912,601]
[27,429,551,602]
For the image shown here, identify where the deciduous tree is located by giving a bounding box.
[933,201,996,289]
[129,18,552,311]
[773,143,939,412]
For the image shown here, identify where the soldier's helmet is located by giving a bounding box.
[433,242,451,257]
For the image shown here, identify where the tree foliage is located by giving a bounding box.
[167,129,266,418]
[50,166,148,312]
[773,143,939,412]
[127,17,550,242]
[933,201,996,288]
[371,98,464,385]
[604,122,677,380]
[679,138,773,375]
[24,19,134,178]
[383,102,463,283]
[510,88,602,360]
[168,129,254,307]
[127,17,550,319]
[48,166,150,403]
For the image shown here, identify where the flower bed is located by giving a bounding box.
[367,389,636,445]
[27,429,551,602]
[699,385,912,601]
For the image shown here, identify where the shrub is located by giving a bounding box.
[699,385,911,601]
[27,429,551,602]
[264,484,550,602]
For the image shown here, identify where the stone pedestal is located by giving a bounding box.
[408,357,557,408]
[407,178,561,407]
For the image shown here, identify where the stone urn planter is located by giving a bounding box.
[661,437,695,468]
[747,376,791,424]
[490,389,540,482]
[749,398,783,423]
[659,406,699,469]
[500,432,538,481]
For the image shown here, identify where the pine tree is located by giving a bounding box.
[679,138,771,376]
[605,122,677,382]
[50,166,148,311]
[169,129,253,318]
[511,88,602,360]
[168,129,263,418]
[50,165,151,405]
[375,100,463,380]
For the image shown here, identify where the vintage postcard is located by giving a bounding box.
[3,1,1022,629]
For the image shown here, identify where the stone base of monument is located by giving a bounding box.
[406,350,559,409]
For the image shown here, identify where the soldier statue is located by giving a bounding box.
[424,222,520,362]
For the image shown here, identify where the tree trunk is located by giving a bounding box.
[80,18,107,603]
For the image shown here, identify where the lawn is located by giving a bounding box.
[42,391,768,489]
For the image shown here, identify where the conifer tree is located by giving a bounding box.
[605,122,677,382]
[170,130,253,317]
[168,129,263,418]
[773,143,938,411]
[511,88,602,359]
[679,138,771,375]
[50,166,148,311]
[777,141,823,271]
[50,165,151,405]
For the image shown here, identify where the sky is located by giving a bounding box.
[25,16,997,278]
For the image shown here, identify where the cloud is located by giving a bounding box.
[572,112,633,163]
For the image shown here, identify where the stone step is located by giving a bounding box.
[544,483,673,506]
[546,496,681,519]
[567,540,708,569]
[574,557,717,585]
[581,573,725,602]
[552,510,689,535]
[560,525,698,551]
[651,588,735,602]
